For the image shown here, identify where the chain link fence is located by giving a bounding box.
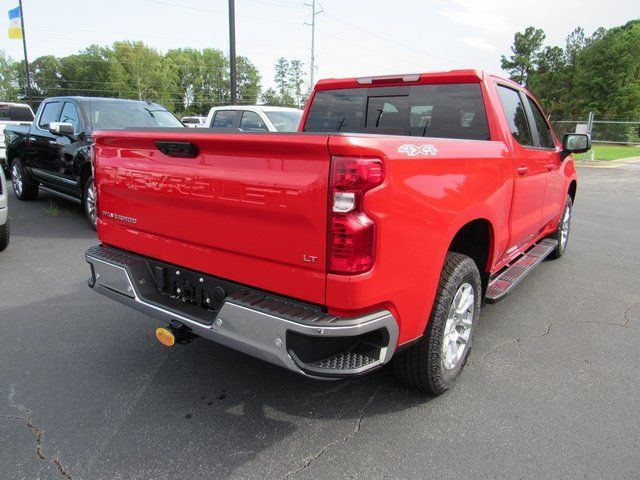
[551,115,640,145]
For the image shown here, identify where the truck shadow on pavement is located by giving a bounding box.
[0,287,429,480]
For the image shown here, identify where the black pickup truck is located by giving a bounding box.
[3,96,184,228]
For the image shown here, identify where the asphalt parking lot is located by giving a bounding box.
[1,166,638,480]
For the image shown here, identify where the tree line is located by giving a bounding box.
[2,19,638,119]
[0,41,308,115]
[501,19,640,120]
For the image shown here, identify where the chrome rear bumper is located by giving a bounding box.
[85,245,398,378]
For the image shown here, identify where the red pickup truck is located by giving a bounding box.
[85,70,590,394]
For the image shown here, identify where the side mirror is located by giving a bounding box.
[49,122,75,135]
[561,133,591,159]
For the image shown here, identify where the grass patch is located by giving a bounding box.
[590,143,640,161]
[42,201,69,217]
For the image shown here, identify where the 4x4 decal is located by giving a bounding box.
[397,144,439,157]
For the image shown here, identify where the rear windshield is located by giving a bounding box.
[86,101,184,129]
[303,83,490,140]
[0,105,34,122]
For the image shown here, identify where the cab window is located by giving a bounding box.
[240,111,268,131]
[38,102,60,130]
[496,86,533,146]
[211,110,238,128]
[526,97,556,148]
[60,102,80,133]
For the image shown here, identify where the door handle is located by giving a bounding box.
[546,162,555,171]
[517,165,529,176]
[49,139,59,145]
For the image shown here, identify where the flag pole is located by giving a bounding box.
[228,0,237,105]
[18,0,31,105]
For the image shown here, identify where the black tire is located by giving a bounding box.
[10,158,39,201]
[393,253,482,395]
[0,219,9,252]
[83,176,97,230]
[547,195,572,259]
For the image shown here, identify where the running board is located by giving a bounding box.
[485,239,557,303]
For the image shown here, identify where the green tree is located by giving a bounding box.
[236,56,261,105]
[0,50,20,100]
[260,87,280,105]
[572,20,640,119]
[166,47,206,113]
[500,26,546,86]
[200,48,230,109]
[262,57,306,107]
[59,45,112,97]
[30,55,62,99]
[109,41,177,105]
[527,46,569,116]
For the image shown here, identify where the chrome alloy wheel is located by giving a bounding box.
[442,282,474,371]
[85,180,96,225]
[560,203,571,250]
[11,163,23,196]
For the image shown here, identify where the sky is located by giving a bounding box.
[1,0,639,93]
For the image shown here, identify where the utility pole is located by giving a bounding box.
[304,0,322,89]
[228,0,237,105]
[18,0,31,105]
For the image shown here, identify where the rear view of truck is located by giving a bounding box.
[87,70,579,394]
[87,129,398,378]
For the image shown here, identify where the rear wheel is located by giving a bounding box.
[393,253,481,395]
[83,176,97,230]
[547,195,572,259]
[0,219,9,252]
[11,158,39,200]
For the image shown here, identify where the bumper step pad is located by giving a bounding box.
[485,239,557,303]
[310,351,378,371]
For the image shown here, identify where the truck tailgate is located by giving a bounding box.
[93,130,330,305]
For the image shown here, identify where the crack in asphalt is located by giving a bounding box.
[1,385,72,479]
[478,300,639,364]
[281,384,385,480]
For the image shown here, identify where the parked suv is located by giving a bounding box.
[3,97,184,229]
[206,105,303,132]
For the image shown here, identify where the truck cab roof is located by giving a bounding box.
[314,69,523,91]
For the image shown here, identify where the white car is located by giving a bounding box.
[1,102,35,172]
[181,116,207,128]
[205,106,303,132]
[0,168,9,251]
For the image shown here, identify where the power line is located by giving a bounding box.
[141,0,304,25]
[246,0,303,9]
[323,12,460,68]
[304,0,322,88]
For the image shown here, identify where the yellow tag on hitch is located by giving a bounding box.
[156,327,176,347]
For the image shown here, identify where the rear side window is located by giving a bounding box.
[526,97,555,148]
[211,110,238,128]
[37,102,61,130]
[496,86,532,146]
[304,83,490,140]
[0,105,34,122]
[240,111,268,131]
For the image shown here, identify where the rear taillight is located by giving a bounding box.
[328,156,384,274]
